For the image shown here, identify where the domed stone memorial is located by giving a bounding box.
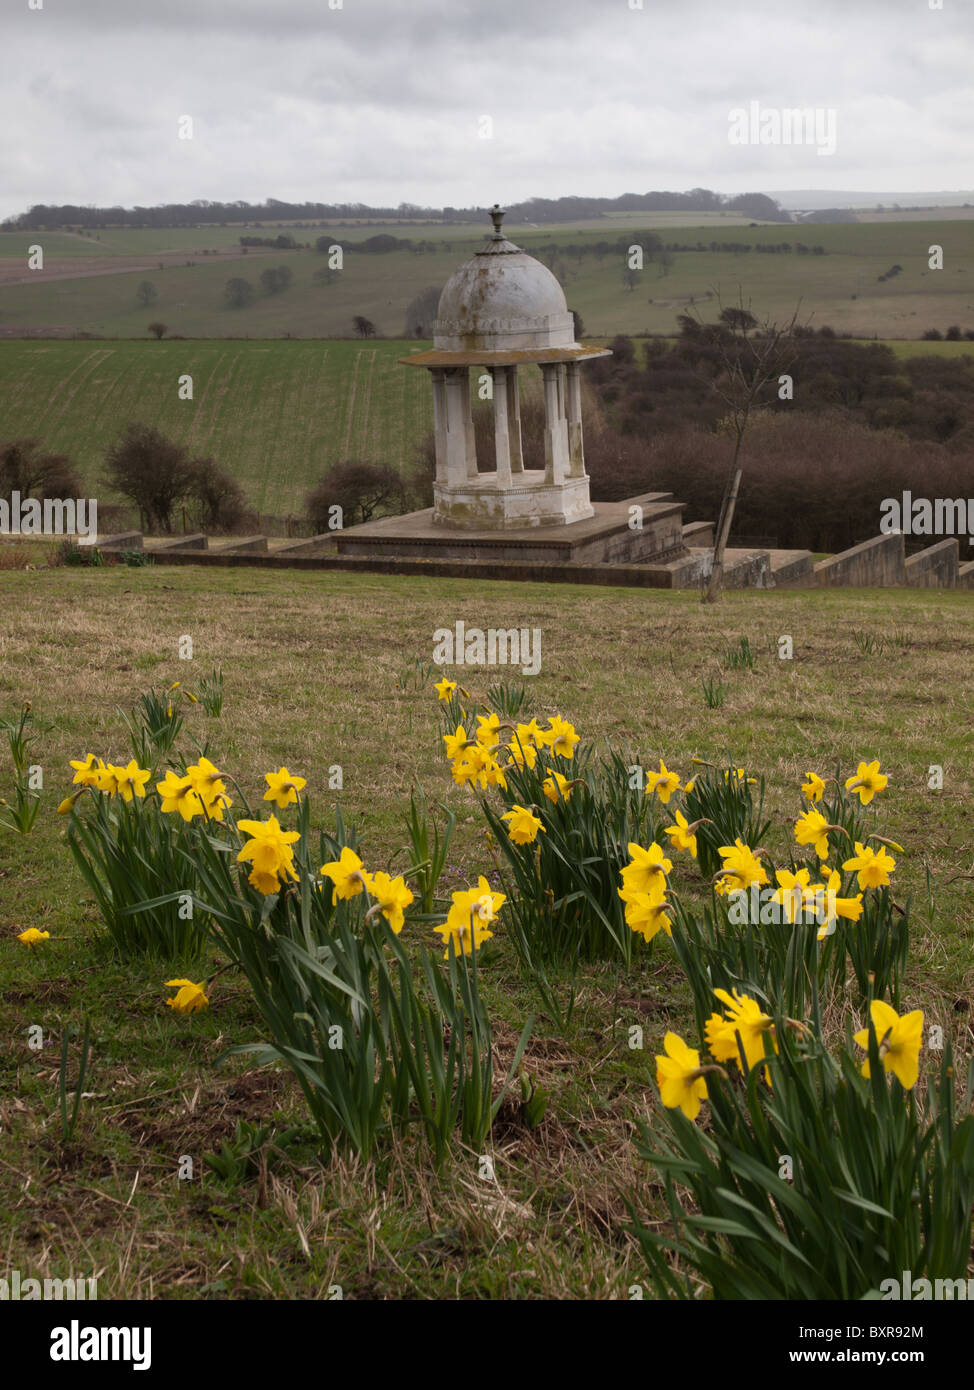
[334,204,705,572]
[406,204,609,529]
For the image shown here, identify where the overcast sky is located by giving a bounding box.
[1,0,972,221]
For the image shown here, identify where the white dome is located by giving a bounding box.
[434,208,576,352]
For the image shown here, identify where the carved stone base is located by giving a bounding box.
[433,470,594,529]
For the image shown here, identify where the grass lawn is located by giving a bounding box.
[1,564,972,1299]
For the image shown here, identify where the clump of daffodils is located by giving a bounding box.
[434,877,505,960]
[319,848,415,935]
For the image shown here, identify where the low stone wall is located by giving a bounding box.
[96,532,143,552]
[905,538,959,588]
[815,533,906,587]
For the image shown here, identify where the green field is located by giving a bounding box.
[2,219,973,340]
[0,340,434,515]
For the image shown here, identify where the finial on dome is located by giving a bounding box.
[489,203,505,239]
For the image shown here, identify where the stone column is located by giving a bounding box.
[431,369,448,484]
[491,366,512,487]
[463,368,478,479]
[444,367,473,486]
[506,367,524,473]
[541,362,569,485]
[565,361,585,477]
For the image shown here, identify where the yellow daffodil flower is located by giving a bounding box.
[165,978,209,1015]
[802,771,826,803]
[320,846,370,903]
[542,771,572,805]
[842,841,896,891]
[475,712,501,748]
[156,770,205,822]
[17,928,50,947]
[844,760,888,806]
[618,887,673,942]
[435,876,504,958]
[854,999,923,1088]
[705,988,777,1073]
[69,754,105,788]
[263,766,307,810]
[714,839,768,894]
[664,809,698,859]
[645,759,681,805]
[443,724,469,761]
[542,716,580,759]
[366,871,414,934]
[434,678,457,701]
[656,1031,709,1121]
[621,842,672,901]
[771,867,813,923]
[237,815,301,896]
[794,808,832,860]
[501,804,546,845]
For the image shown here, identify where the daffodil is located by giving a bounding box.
[802,771,826,803]
[501,804,545,845]
[114,759,151,803]
[807,868,864,939]
[475,712,501,749]
[542,771,572,805]
[94,763,123,797]
[656,1033,710,1120]
[714,839,768,894]
[156,770,205,822]
[843,841,896,891]
[664,809,698,859]
[515,719,545,749]
[320,846,370,903]
[186,758,233,819]
[17,928,50,948]
[794,808,832,860]
[705,988,777,1072]
[263,766,307,810]
[620,842,672,901]
[366,872,414,934]
[724,767,756,786]
[771,867,813,923]
[57,793,82,815]
[844,760,888,806]
[506,736,538,770]
[618,887,673,942]
[443,724,470,761]
[434,677,457,701]
[645,759,681,805]
[854,999,923,1088]
[542,716,580,759]
[70,754,105,788]
[435,876,504,958]
[165,978,209,1015]
[237,815,301,896]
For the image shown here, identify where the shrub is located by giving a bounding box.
[306,461,405,529]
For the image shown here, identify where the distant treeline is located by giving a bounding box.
[1,189,790,231]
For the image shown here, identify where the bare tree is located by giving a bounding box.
[701,292,801,603]
[352,315,376,338]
